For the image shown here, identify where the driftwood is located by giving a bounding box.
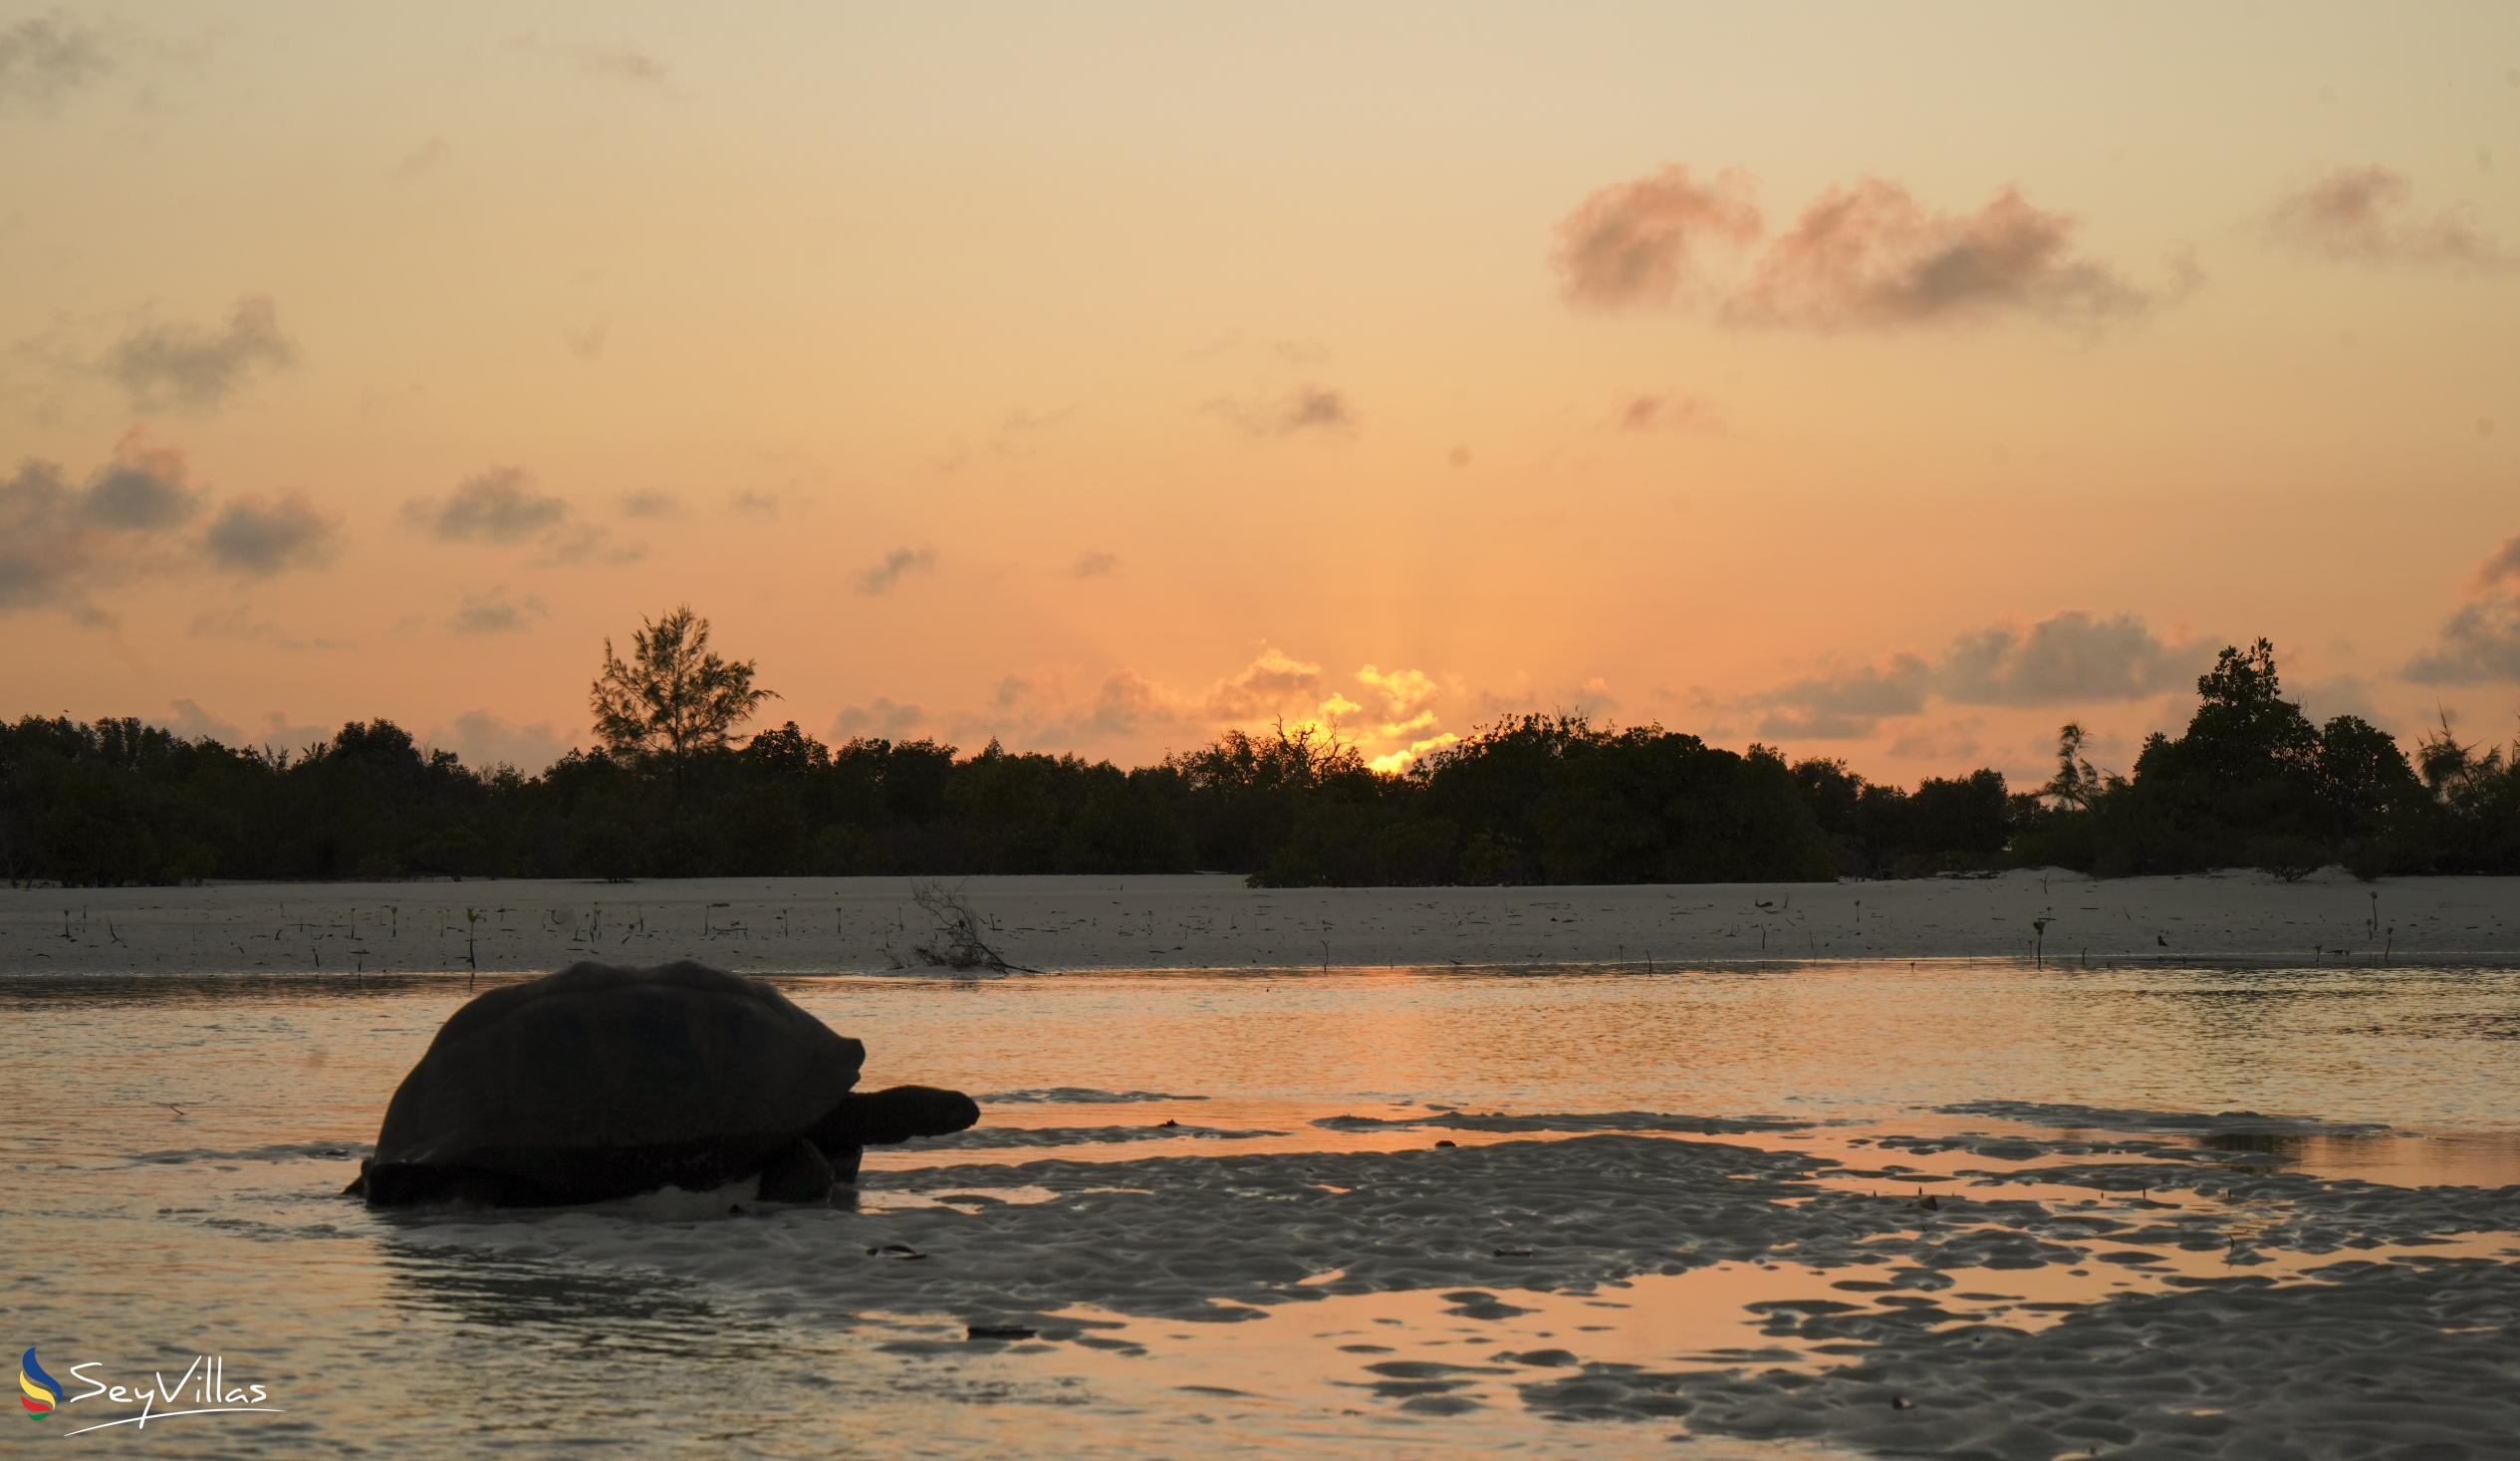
[894,881,1035,973]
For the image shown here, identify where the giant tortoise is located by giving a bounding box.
[349,960,978,1207]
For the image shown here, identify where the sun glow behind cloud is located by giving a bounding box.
[0,4,2514,784]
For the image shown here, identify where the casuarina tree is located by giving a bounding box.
[590,606,777,782]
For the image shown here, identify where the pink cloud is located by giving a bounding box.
[1552,165,1761,309]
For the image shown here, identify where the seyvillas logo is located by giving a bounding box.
[19,1349,63,1417]
[15,1347,283,1436]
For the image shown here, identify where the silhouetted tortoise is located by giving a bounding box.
[348,959,977,1207]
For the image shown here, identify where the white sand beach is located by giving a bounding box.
[3,866,2506,977]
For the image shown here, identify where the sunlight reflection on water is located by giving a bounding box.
[2,960,2514,1455]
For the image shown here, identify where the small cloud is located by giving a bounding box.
[429,709,568,772]
[729,489,779,517]
[450,585,547,635]
[80,432,201,529]
[572,43,666,85]
[2263,166,2510,270]
[522,36,670,87]
[388,134,449,182]
[1727,181,2151,330]
[0,432,202,614]
[1554,165,2169,330]
[563,321,608,360]
[618,489,679,518]
[403,467,569,543]
[0,11,113,112]
[2291,675,2389,729]
[104,295,297,412]
[833,696,924,739]
[858,546,936,595]
[1368,731,1460,776]
[1615,392,1723,433]
[2478,533,2520,590]
[2404,598,2520,683]
[157,697,238,743]
[1205,646,1324,719]
[1315,692,1366,724]
[1553,164,1763,309]
[1472,675,1622,722]
[198,710,333,759]
[1071,549,1119,579]
[186,603,350,651]
[202,493,338,577]
[1754,708,1884,740]
[1937,610,2197,705]
[2404,539,2520,683]
[984,406,1073,456]
[1067,671,1177,739]
[1751,653,1932,739]
[1209,384,1355,438]
[533,521,642,567]
[1741,609,2205,739]
[1356,663,1438,722]
[1886,721,1984,762]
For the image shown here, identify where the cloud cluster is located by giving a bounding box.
[1729,182,2151,329]
[154,701,333,757]
[405,468,566,542]
[403,467,640,566]
[516,36,670,88]
[388,134,449,182]
[1556,167,2168,329]
[562,43,666,86]
[105,295,297,412]
[1203,646,1324,719]
[2405,535,2520,682]
[187,603,350,652]
[858,547,936,595]
[1071,550,1120,579]
[1940,610,2194,705]
[0,433,338,618]
[1615,392,1722,433]
[1553,165,1762,309]
[1209,383,1355,438]
[203,494,338,577]
[1754,654,1932,740]
[1751,610,2200,740]
[2263,166,2510,270]
[427,710,570,773]
[450,585,547,635]
[0,10,112,111]
[833,696,925,740]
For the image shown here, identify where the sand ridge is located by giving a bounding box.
[6,867,2516,976]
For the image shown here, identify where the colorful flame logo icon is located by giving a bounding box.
[19,1348,64,1418]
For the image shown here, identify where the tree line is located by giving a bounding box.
[3,609,2512,887]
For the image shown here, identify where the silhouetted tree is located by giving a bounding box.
[590,605,777,785]
[6,636,2508,887]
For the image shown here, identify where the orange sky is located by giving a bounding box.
[4,2,2518,784]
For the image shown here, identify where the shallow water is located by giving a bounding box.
[4,960,2516,1455]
